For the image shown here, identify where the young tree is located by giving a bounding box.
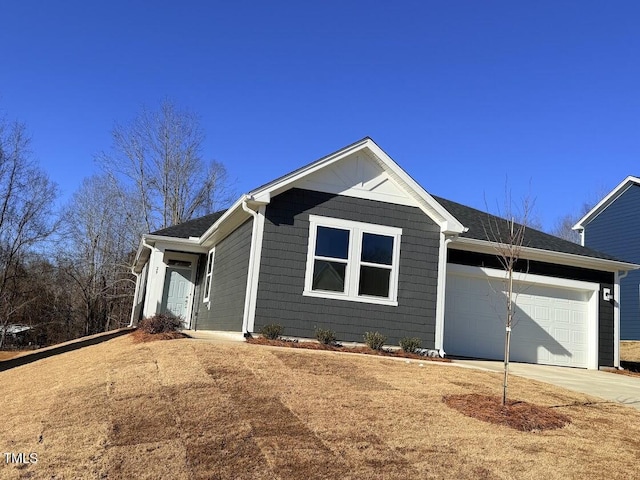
[0,119,58,348]
[97,99,235,233]
[483,189,534,405]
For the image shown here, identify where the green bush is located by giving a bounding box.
[315,327,337,345]
[399,337,422,353]
[363,331,387,350]
[260,323,284,340]
[138,314,182,334]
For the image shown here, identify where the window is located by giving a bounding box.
[203,249,214,302]
[304,215,402,305]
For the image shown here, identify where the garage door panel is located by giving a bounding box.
[445,272,590,368]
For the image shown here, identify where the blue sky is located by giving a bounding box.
[1,1,638,230]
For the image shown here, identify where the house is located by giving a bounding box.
[573,176,640,340]
[130,138,638,369]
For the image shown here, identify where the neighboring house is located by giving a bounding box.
[573,176,640,340]
[131,138,638,369]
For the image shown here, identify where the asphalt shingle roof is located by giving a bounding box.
[146,193,626,264]
[432,196,623,263]
[151,210,227,238]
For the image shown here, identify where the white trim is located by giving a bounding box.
[573,176,640,230]
[434,234,456,351]
[449,236,640,273]
[614,270,628,368]
[303,215,402,306]
[246,205,266,333]
[248,138,465,235]
[203,248,215,304]
[447,263,600,291]
[447,263,600,370]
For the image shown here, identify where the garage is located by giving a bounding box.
[443,264,600,369]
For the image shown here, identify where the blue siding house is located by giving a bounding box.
[574,176,640,340]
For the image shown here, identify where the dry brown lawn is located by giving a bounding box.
[0,351,22,360]
[620,341,640,362]
[2,334,640,479]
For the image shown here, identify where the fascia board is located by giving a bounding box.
[573,176,640,230]
[142,235,207,256]
[249,139,371,201]
[450,237,640,273]
[365,142,466,234]
[198,195,248,243]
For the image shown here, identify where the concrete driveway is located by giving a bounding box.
[454,359,640,410]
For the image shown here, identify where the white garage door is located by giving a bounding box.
[444,265,597,368]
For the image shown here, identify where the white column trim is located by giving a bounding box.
[246,205,266,333]
[434,233,454,352]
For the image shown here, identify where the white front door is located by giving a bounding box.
[161,265,192,327]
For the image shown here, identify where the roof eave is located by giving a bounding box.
[450,236,640,273]
[573,175,640,230]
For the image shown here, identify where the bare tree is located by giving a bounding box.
[550,188,610,243]
[0,119,58,348]
[483,189,535,405]
[98,99,235,233]
[60,175,138,335]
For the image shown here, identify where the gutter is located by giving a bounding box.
[450,236,640,273]
[129,238,154,327]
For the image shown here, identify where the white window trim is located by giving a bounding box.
[203,248,215,303]
[303,215,402,306]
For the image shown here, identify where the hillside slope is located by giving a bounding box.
[1,334,639,479]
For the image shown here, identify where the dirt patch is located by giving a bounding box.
[443,393,572,432]
[246,337,450,362]
[0,351,23,360]
[131,329,189,343]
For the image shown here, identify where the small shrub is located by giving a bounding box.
[315,327,337,345]
[138,314,182,334]
[364,331,387,350]
[260,323,284,340]
[399,337,422,353]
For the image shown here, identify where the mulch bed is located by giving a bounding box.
[443,393,571,432]
[245,337,451,362]
[131,330,190,343]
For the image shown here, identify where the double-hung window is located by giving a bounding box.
[203,249,215,303]
[304,215,402,306]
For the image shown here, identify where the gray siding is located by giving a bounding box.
[584,184,640,340]
[194,219,253,331]
[254,188,441,347]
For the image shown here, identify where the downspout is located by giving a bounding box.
[614,270,629,369]
[434,232,457,356]
[128,238,153,327]
[241,198,258,336]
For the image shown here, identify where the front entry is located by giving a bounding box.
[161,262,193,328]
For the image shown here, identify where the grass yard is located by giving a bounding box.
[1,334,640,479]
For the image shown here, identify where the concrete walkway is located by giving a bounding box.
[453,359,640,410]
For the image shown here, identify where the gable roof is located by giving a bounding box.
[133,139,639,274]
[247,137,466,235]
[573,176,640,230]
[151,211,227,238]
[433,196,625,263]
